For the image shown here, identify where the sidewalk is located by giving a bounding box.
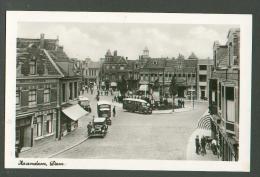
[19,116,90,158]
[186,112,220,161]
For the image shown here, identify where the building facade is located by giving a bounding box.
[100,50,128,89]
[197,59,213,100]
[209,28,240,161]
[16,34,86,152]
[16,36,62,150]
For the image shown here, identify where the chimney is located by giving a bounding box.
[114,50,117,56]
[40,33,45,49]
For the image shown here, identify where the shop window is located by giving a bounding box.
[29,61,36,75]
[28,90,36,106]
[46,114,53,134]
[44,89,50,103]
[36,116,43,137]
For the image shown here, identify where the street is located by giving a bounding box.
[54,90,208,160]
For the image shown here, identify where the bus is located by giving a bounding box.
[123,98,152,114]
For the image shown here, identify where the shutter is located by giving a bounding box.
[50,88,57,102]
[21,90,29,107]
[37,89,44,104]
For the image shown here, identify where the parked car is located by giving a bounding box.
[78,96,91,112]
[88,117,108,138]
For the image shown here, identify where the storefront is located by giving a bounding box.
[61,104,87,136]
[16,114,33,151]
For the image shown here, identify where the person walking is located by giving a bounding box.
[113,106,116,117]
[195,135,200,154]
[87,122,92,135]
[201,136,206,156]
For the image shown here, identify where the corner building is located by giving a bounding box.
[209,28,240,161]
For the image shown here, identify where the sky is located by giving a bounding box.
[18,22,239,61]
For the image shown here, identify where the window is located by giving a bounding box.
[46,114,53,134]
[28,90,36,106]
[106,65,109,69]
[199,65,207,70]
[192,73,195,77]
[178,74,181,77]
[69,83,73,100]
[74,82,78,98]
[112,65,115,69]
[188,74,191,77]
[120,66,124,70]
[226,87,235,122]
[16,90,20,106]
[44,89,50,103]
[36,116,43,137]
[183,73,186,77]
[199,75,207,82]
[29,61,36,75]
[169,74,172,78]
[62,83,66,102]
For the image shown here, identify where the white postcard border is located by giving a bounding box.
[5,11,252,171]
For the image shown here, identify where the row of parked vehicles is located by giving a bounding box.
[78,96,152,138]
[78,96,111,138]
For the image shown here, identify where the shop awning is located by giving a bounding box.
[62,104,88,121]
[139,85,149,91]
[111,82,117,86]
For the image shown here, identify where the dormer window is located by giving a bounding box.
[29,60,36,75]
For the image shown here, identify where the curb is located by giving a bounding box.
[48,136,89,158]
[152,110,173,114]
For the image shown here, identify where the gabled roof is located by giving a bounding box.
[144,58,166,69]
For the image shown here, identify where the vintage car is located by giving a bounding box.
[88,117,108,138]
[78,96,91,112]
[97,100,112,125]
[123,98,152,114]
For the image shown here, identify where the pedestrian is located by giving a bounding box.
[183,99,185,108]
[201,136,206,156]
[195,135,200,154]
[113,106,116,117]
[211,139,217,155]
[87,122,92,135]
[82,86,85,94]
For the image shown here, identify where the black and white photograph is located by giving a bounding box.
[5,12,252,171]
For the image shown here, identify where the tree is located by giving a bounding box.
[169,76,178,110]
[153,78,160,91]
[119,75,128,97]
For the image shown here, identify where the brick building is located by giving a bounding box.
[209,28,240,161]
[100,50,128,90]
[16,34,86,151]
[16,35,62,150]
[138,47,199,99]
